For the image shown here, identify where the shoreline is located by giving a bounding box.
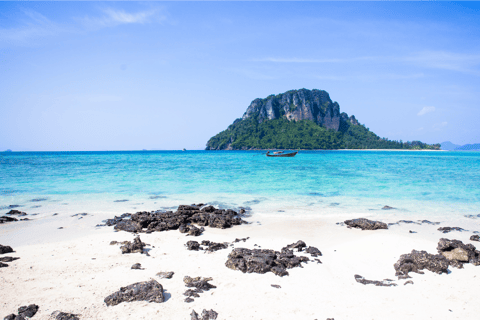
[1,205,479,319]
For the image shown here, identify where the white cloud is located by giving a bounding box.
[417,106,435,116]
[80,8,164,29]
[0,10,62,45]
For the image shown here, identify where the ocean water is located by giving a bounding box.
[1,150,479,220]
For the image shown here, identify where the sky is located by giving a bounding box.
[1,1,480,151]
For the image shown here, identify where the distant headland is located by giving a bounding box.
[206,89,440,150]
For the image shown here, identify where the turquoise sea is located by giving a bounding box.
[1,150,479,219]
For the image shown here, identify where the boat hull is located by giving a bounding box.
[266,151,298,157]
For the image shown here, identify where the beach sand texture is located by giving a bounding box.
[1,206,480,320]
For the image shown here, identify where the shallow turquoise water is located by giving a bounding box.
[1,150,479,217]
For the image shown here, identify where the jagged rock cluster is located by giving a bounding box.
[437,238,480,268]
[183,276,216,303]
[437,227,465,233]
[354,275,397,287]
[225,240,321,277]
[394,250,449,279]
[104,279,165,306]
[0,244,18,268]
[191,309,218,320]
[394,238,480,279]
[105,204,246,235]
[51,311,80,320]
[119,236,145,254]
[0,210,29,224]
[344,218,388,230]
[186,240,230,252]
[4,304,39,320]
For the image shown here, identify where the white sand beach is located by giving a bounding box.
[1,205,480,320]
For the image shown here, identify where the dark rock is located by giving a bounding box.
[157,271,174,279]
[184,289,201,298]
[183,276,216,302]
[305,246,322,257]
[114,220,142,233]
[4,314,16,320]
[0,244,14,254]
[200,240,229,252]
[201,309,218,320]
[471,235,480,242]
[187,225,204,237]
[120,236,145,254]
[18,304,39,318]
[191,309,218,320]
[186,241,200,251]
[105,204,246,235]
[404,280,414,285]
[354,274,397,287]
[131,263,142,270]
[438,227,465,233]
[419,220,440,225]
[6,210,27,216]
[437,238,480,268]
[179,224,190,233]
[283,240,306,252]
[233,237,250,243]
[382,206,395,210]
[344,218,388,230]
[51,311,80,320]
[394,250,449,279]
[314,258,322,264]
[0,257,19,262]
[185,297,194,303]
[71,213,88,217]
[104,279,165,306]
[0,262,8,268]
[0,216,18,224]
[225,245,311,277]
[271,284,281,288]
[184,276,216,291]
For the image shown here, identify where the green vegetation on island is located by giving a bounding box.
[206,89,440,151]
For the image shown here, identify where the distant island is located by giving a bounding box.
[206,89,440,150]
[441,142,480,151]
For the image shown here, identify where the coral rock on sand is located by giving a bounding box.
[225,244,312,277]
[0,216,18,224]
[51,311,80,320]
[191,309,218,320]
[354,274,397,287]
[344,218,388,230]
[6,210,27,216]
[186,241,201,251]
[4,304,40,320]
[131,263,142,270]
[437,238,480,268]
[183,276,216,303]
[156,271,174,279]
[104,280,165,306]
[471,235,480,242]
[394,250,449,279]
[201,240,229,252]
[107,204,246,234]
[120,236,145,254]
[437,227,465,233]
[0,244,14,254]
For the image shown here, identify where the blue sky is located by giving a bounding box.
[1,2,479,151]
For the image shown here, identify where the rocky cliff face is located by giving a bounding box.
[241,89,343,131]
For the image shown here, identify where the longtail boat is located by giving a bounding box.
[266,151,298,157]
